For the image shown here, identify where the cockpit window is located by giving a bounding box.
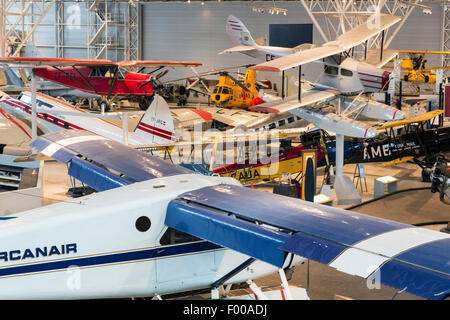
[160,227,201,246]
[341,68,353,77]
[324,65,339,75]
[222,88,229,94]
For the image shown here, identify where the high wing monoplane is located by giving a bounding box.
[0,56,202,111]
[222,15,404,138]
[0,129,447,300]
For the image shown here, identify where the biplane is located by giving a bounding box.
[0,129,446,299]
[311,110,450,181]
[387,50,450,84]
[0,56,202,111]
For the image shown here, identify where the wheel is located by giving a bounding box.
[98,100,110,112]
[421,168,432,182]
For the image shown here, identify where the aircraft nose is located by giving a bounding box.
[381,71,390,91]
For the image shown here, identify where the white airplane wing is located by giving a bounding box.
[250,89,339,114]
[30,130,450,300]
[252,14,402,72]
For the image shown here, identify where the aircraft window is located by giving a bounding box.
[341,68,353,77]
[269,123,276,129]
[159,227,201,246]
[43,114,48,120]
[296,116,301,121]
[89,66,109,77]
[288,117,295,123]
[278,119,286,126]
[222,88,229,94]
[324,65,339,75]
[213,88,219,94]
[20,94,31,104]
[64,122,69,129]
[53,118,58,124]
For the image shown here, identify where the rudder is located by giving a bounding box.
[226,15,256,46]
[134,94,176,144]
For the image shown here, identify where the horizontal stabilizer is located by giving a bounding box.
[218,45,256,55]
[31,130,191,191]
[166,184,450,300]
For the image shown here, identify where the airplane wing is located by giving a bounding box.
[118,60,203,68]
[377,110,444,130]
[31,130,192,192]
[252,15,402,72]
[31,130,450,300]
[0,106,31,145]
[0,57,116,67]
[249,89,339,114]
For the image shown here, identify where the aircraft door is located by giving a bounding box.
[155,227,218,294]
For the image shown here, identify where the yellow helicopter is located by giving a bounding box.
[388,50,450,84]
[210,69,267,108]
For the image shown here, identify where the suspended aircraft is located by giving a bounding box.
[210,68,277,108]
[221,14,404,139]
[0,55,203,111]
[302,110,450,181]
[0,128,447,299]
[387,50,450,84]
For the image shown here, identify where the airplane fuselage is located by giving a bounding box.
[243,46,390,96]
[0,173,302,298]
[33,66,154,97]
[0,92,150,145]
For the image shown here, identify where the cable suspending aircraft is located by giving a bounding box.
[0,129,447,299]
[220,14,404,139]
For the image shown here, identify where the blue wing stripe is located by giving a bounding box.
[166,199,290,268]
[377,258,450,300]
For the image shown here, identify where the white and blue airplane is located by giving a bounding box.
[0,129,448,299]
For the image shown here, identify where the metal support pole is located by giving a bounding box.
[298,66,302,102]
[379,30,385,62]
[31,70,37,141]
[335,134,344,177]
[122,113,129,145]
[281,71,285,99]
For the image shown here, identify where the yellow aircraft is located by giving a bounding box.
[388,50,450,84]
[210,69,265,108]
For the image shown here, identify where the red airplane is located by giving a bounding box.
[0,57,202,110]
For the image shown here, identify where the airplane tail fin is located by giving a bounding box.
[1,64,24,87]
[134,94,176,144]
[226,15,256,46]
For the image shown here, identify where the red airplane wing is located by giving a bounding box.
[117,60,202,68]
[0,57,116,67]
